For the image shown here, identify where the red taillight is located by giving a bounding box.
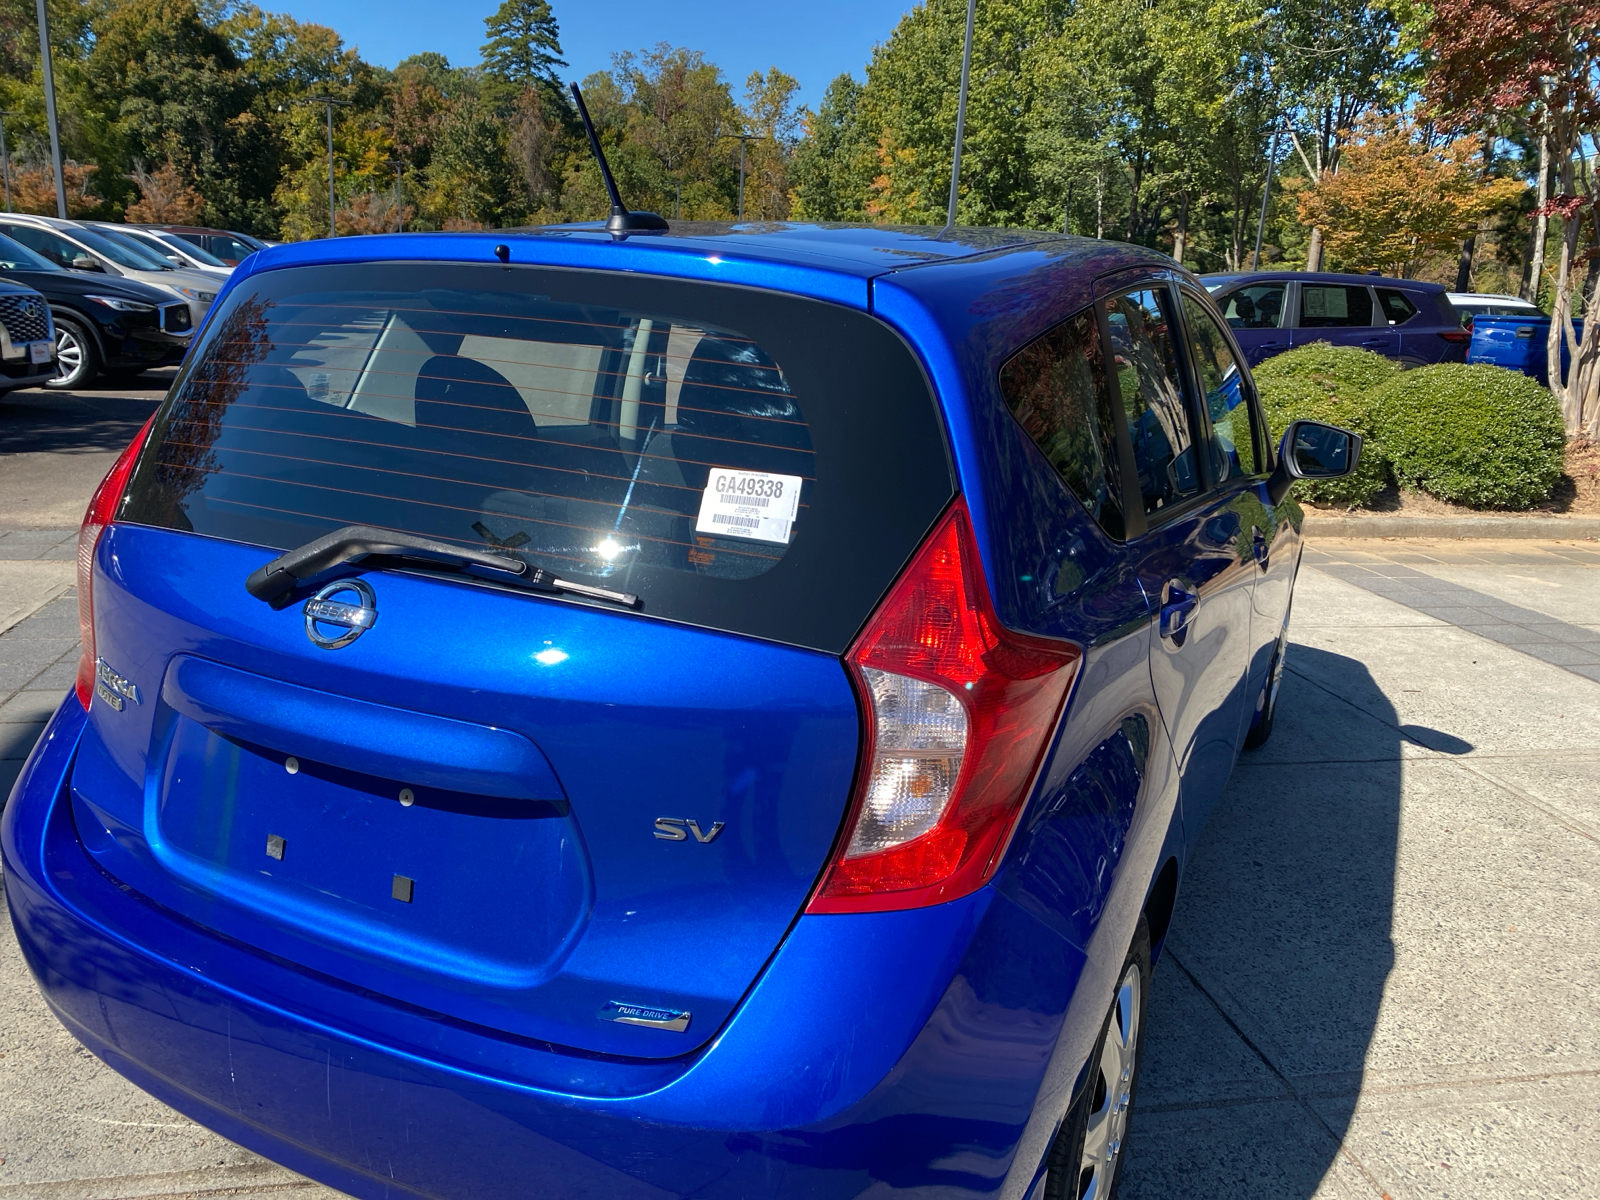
[1441,326,1472,343]
[807,500,1082,914]
[75,414,156,709]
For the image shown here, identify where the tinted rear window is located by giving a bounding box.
[120,262,954,653]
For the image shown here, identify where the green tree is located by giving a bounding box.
[790,74,876,220]
[481,0,565,94]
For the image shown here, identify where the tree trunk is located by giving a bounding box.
[1526,124,1550,304]
[1095,167,1104,239]
[1306,226,1323,272]
[1172,188,1190,265]
[1454,234,1476,292]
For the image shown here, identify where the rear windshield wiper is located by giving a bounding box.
[245,525,639,609]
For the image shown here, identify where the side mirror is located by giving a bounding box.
[70,254,104,272]
[166,254,182,265]
[1266,420,1363,505]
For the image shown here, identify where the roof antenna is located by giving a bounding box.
[570,82,669,236]
[941,0,978,237]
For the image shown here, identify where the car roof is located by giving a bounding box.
[238,220,1159,291]
[228,221,1175,379]
[138,223,263,240]
[1199,269,1446,293]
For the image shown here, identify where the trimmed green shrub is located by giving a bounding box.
[1253,341,1403,397]
[1253,344,1398,507]
[1367,363,1567,509]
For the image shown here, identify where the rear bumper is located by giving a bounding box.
[4,698,1088,1200]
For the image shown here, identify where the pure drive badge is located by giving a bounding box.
[599,1001,691,1033]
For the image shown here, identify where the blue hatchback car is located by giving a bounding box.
[4,223,1357,1200]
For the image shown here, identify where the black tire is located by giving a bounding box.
[47,316,100,389]
[1043,916,1152,1200]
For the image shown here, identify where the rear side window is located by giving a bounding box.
[1104,289,1199,516]
[1300,284,1374,328]
[1220,283,1285,329]
[1375,288,1419,325]
[999,309,1126,540]
[120,262,954,653]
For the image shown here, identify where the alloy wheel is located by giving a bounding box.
[52,325,86,388]
[1076,963,1142,1199]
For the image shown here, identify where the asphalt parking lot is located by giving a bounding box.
[3,381,1597,1199]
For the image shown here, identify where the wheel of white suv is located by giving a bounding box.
[47,317,99,389]
[1044,918,1151,1200]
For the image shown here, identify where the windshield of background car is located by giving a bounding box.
[119,261,955,653]
[71,227,172,271]
[0,233,61,272]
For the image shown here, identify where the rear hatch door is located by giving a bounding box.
[73,261,954,1057]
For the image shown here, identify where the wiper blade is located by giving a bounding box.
[245,524,639,609]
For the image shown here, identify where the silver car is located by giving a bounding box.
[88,223,233,282]
[0,213,221,328]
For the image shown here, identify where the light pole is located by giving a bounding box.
[1252,123,1283,271]
[0,112,17,211]
[304,95,352,238]
[386,158,407,233]
[34,0,66,218]
[720,131,763,221]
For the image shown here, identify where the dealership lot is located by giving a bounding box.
[3,379,1597,1198]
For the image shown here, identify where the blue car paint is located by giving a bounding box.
[70,522,862,1057]
[1467,313,1583,385]
[5,222,1300,1198]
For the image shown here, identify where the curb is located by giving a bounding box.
[1303,515,1600,540]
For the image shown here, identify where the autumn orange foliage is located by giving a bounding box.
[1295,114,1525,277]
[125,163,205,224]
[6,162,101,217]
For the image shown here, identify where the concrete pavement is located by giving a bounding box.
[0,538,1596,1198]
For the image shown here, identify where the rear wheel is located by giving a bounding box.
[47,317,99,389]
[1044,917,1151,1200]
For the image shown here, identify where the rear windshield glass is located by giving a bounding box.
[120,261,953,652]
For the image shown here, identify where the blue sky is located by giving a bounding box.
[281,0,917,109]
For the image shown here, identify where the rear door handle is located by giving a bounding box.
[1360,338,1388,347]
[1160,580,1198,640]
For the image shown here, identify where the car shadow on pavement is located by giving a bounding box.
[1123,644,1426,1198]
[0,377,168,457]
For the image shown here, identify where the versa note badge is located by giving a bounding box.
[654,818,725,843]
[93,658,141,712]
[304,579,378,649]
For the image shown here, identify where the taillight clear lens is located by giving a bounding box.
[847,668,967,854]
[808,500,1082,914]
[74,415,156,709]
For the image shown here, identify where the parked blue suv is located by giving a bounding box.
[1202,269,1470,368]
[3,223,1356,1200]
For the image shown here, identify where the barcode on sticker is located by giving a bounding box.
[695,467,804,546]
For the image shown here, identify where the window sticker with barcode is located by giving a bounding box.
[694,467,803,545]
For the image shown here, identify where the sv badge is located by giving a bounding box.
[654,818,725,844]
